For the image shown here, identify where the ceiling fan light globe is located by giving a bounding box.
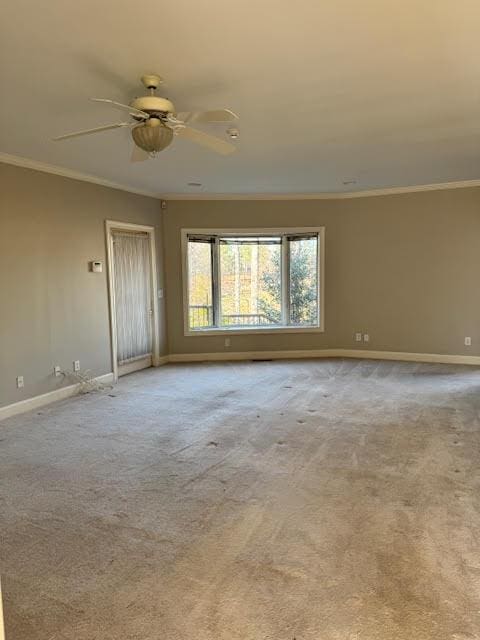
[132,122,173,153]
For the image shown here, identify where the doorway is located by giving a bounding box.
[106,221,160,381]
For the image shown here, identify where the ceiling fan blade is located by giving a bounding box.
[176,126,236,155]
[91,98,149,119]
[131,145,149,163]
[52,122,131,141]
[177,109,239,124]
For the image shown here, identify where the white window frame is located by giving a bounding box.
[181,227,325,336]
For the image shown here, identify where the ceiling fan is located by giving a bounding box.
[52,74,239,161]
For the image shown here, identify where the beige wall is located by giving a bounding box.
[164,188,480,356]
[2,164,479,409]
[0,163,165,407]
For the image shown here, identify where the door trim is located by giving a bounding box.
[105,220,160,383]
[117,355,153,377]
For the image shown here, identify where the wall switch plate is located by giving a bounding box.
[158,289,164,299]
[465,337,472,346]
[355,332,362,342]
[54,365,61,376]
[16,376,24,388]
[90,261,103,273]
[225,338,231,348]
[73,360,81,372]
[363,334,370,343]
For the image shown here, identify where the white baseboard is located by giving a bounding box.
[334,349,480,366]
[118,356,152,377]
[168,349,337,362]
[168,348,480,366]
[0,373,114,421]
[119,353,170,376]
[0,357,171,421]
[2,349,478,421]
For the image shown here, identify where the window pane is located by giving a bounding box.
[188,240,213,329]
[219,238,282,327]
[289,236,318,325]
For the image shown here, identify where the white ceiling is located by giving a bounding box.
[1,0,480,196]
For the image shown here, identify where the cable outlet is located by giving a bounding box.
[465,337,472,346]
[355,332,362,342]
[363,334,370,343]
[73,360,80,372]
[54,365,61,376]
[16,376,24,388]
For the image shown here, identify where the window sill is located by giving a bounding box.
[185,325,325,337]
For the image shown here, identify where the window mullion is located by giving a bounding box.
[212,237,221,327]
[281,236,290,326]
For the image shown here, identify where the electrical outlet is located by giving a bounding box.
[355,332,362,342]
[224,338,231,348]
[465,337,472,346]
[54,365,61,376]
[363,334,370,343]
[73,360,80,372]
[16,376,24,388]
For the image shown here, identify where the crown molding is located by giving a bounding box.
[163,178,480,201]
[2,151,480,201]
[0,152,162,199]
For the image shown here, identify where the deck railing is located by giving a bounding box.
[221,313,273,326]
[189,305,275,329]
[189,305,214,328]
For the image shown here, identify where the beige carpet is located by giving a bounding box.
[1,358,480,640]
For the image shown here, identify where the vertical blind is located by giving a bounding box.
[112,232,152,364]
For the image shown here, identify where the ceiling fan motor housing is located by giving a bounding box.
[130,96,174,115]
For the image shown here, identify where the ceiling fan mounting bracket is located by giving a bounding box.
[141,74,164,90]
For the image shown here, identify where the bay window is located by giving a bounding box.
[183,228,324,334]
